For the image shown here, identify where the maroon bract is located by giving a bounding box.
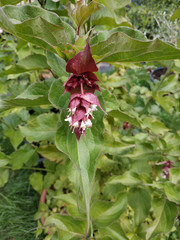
[162,160,173,179]
[123,121,130,130]
[64,41,106,140]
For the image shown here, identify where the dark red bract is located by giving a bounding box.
[162,160,173,179]
[64,41,106,140]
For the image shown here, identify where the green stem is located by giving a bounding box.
[90,220,93,238]
[2,166,54,172]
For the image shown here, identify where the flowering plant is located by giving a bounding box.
[64,41,106,140]
[0,1,180,240]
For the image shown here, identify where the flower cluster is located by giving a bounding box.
[162,160,173,179]
[64,41,106,140]
[157,160,173,179]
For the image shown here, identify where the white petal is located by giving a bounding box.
[71,107,76,114]
[85,119,92,128]
[73,121,79,128]
[91,104,97,111]
[65,116,72,124]
[80,121,86,130]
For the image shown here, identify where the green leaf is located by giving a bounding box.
[108,110,141,127]
[94,1,131,27]
[19,113,59,142]
[98,223,128,240]
[37,145,65,162]
[91,32,180,63]
[104,132,135,155]
[91,193,127,227]
[0,152,9,167]
[45,214,86,237]
[67,0,99,29]
[4,128,23,149]
[54,193,86,218]
[29,172,43,194]
[0,54,49,76]
[0,0,22,6]
[46,51,69,77]
[153,92,175,114]
[164,182,180,204]
[57,230,81,240]
[157,74,178,92]
[171,8,180,20]
[7,80,51,107]
[48,79,70,109]
[128,188,151,225]
[169,167,180,184]
[143,117,169,135]
[146,199,178,240]
[0,168,9,188]
[102,89,119,112]
[95,0,131,17]
[90,27,147,46]
[10,148,36,170]
[44,173,56,190]
[56,110,104,231]
[0,5,75,52]
[108,171,142,186]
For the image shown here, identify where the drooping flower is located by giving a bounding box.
[64,41,106,140]
[162,160,173,179]
[157,160,173,179]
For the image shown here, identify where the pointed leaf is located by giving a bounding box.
[45,214,86,237]
[98,223,128,240]
[108,110,141,127]
[19,113,58,142]
[0,168,9,188]
[164,182,180,204]
[37,145,65,162]
[91,193,127,227]
[95,0,131,24]
[108,171,142,186]
[0,152,9,167]
[0,54,49,76]
[7,80,51,107]
[0,5,75,52]
[169,167,180,184]
[128,188,151,225]
[91,32,180,63]
[10,148,36,170]
[46,51,69,77]
[0,0,22,6]
[29,172,43,194]
[146,199,178,240]
[56,110,104,229]
[67,0,99,29]
[48,79,70,109]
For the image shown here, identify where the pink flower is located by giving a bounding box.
[162,161,173,179]
[64,41,106,140]
[157,160,173,179]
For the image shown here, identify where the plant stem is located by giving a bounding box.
[2,166,54,172]
[84,223,89,240]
